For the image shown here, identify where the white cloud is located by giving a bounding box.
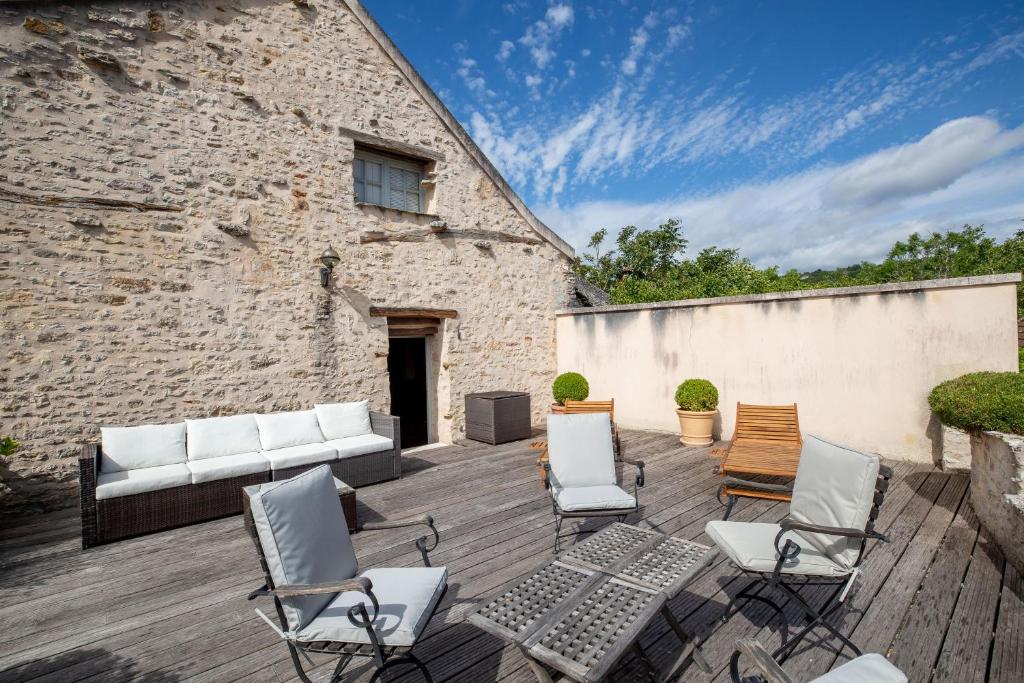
[456,57,492,97]
[524,74,543,87]
[537,117,1024,269]
[497,40,515,61]
[519,2,575,69]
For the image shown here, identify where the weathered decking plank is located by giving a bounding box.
[0,431,1018,683]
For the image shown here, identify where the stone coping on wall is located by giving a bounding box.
[555,273,1022,316]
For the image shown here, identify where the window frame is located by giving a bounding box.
[353,147,426,214]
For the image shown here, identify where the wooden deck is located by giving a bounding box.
[0,430,1020,682]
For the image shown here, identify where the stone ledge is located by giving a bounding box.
[555,273,1022,316]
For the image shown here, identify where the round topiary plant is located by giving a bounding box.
[552,372,590,405]
[928,371,1024,435]
[675,379,719,412]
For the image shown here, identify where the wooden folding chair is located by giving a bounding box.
[715,402,802,519]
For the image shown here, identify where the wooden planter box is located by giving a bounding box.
[466,391,532,444]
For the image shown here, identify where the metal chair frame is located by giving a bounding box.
[543,456,645,553]
[242,496,443,682]
[719,465,893,669]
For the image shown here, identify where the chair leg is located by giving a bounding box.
[721,579,791,648]
[329,653,353,683]
[771,583,862,663]
[286,643,314,683]
[722,494,737,520]
[369,653,433,683]
[553,515,563,555]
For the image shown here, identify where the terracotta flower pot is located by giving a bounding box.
[676,408,716,446]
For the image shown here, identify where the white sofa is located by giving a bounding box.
[79,401,401,548]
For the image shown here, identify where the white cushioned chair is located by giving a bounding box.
[244,465,444,683]
[708,435,893,667]
[731,639,907,683]
[543,413,645,553]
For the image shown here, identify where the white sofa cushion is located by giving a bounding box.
[296,566,448,646]
[186,414,262,460]
[100,422,187,473]
[96,463,192,500]
[326,434,394,459]
[262,443,337,471]
[554,485,635,512]
[546,413,616,489]
[255,410,325,450]
[789,435,880,572]
[705,520,850,577]
[187,452,269,484]
[315,401,373,440]
[245,466,359,632]
[814,654,907,683]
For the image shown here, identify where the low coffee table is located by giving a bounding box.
[332,476,357,531]
[469,523,717,682]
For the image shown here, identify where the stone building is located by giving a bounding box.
[0,0,579,511]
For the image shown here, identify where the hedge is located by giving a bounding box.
[928,371,1024,434]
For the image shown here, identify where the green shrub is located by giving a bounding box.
[675,379,719,411]
[552,372,589,405]
[0,436,18,458]
[1019,346,1023,372]
[928,372,1024,434]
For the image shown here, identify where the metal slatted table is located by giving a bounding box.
[468,523,718,682]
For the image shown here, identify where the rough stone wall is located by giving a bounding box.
[0,0,574,511]
[970,431,1024,576]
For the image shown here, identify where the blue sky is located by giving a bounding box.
[364,1,1024,269]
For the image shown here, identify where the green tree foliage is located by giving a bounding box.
[573,222,1024,311]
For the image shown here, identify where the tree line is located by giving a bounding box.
[572,221,1024,312]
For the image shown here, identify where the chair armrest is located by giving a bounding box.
[722,476,793,494]
[731,639,794,683]
[779,518,887,542]
[362,514,440,567]
[273,576,373,598]
[79,444,100,549]
[622,457,645,487]
[369,411,400,443]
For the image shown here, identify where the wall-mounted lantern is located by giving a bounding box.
[319,245,340,287]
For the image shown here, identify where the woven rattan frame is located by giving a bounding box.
[79,412,402,548]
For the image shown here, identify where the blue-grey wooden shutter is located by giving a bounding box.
[388,165,421,212]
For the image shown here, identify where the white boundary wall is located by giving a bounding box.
[555,275,1020,463]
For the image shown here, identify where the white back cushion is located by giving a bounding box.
[315,401,372,440]
[546,413,616,489]
[246,465,358,631]
[790,435,881,571]
[254,410,324,451]
[186,414,262,460]
[100,422,187,473]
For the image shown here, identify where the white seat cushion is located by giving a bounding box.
[325,434,394,459]
[296,566,448,647]
[245,466,358,632]
[554,485,636,512]
[100,422,187,473]
[790,435,881,572]
[187,452,269,484]
[547,413,616,489]
[262,443,337,471]
[186,414,262,460]
[316,401,373,440]
[96,463,192,500]
[254,410,325,450]
[705,521,850,577]
[813,654,907,683]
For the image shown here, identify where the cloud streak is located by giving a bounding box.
[537,117,1024,269]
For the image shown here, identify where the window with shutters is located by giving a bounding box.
[353,147,425,213]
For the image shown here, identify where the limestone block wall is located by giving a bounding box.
[0,0,573,511]
[970,431,1024,575]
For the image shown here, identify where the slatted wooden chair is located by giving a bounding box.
[532,399,619,485]
[714,402,802,519]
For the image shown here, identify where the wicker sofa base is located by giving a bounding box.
[273,449,401,487]
[89,471,270,547]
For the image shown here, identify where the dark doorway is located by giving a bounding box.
[387,337,429,448]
